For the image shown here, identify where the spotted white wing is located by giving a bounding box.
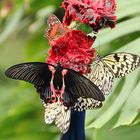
[87,59,115,95]
[88,52,140,95]
[43,101,59,124]
[55,106,70,133]
[72,97,102,111]
[43,101,70,134]
[102,53,140,78]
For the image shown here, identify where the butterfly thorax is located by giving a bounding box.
[53,66,63,90]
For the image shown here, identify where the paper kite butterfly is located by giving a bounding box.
[87,52,140,95]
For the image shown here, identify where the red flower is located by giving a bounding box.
[62,0,116,32]
[46,30,96,74]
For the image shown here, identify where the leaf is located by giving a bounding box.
[94,122,140,140]
[113,81,140,128]
[0,7,24,44]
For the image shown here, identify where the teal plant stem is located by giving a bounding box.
[61,111,86,140]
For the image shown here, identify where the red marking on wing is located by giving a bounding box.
[48,65,55,73]
[62,69,68,76]
[45,14,69,41]
[49,24,59,38]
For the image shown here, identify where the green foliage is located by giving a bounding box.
[0,0,140,140]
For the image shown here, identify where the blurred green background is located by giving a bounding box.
[0,0,140,140]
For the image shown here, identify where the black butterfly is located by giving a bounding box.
[5,62,105,107]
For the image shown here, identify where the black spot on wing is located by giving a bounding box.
[123,55,127,61]
[114,53,120,62]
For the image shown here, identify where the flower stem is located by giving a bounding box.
[61,111,86,140]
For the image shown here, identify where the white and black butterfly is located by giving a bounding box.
[87,52,140,95]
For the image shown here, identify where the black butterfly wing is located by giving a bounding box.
[5,62,53,85]
[64,69,105,101]
[62,87,78,107]
[5,62,54,100]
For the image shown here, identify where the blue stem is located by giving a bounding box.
[61,111,86,140]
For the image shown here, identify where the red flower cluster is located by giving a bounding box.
[62,0,116,32]
[47,30,96,74]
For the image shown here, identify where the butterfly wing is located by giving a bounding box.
[43,101,70,134]
[55,105,70,133]
[103,52,140,78]
[88,52,140,95]
[5,62,54,101]
[5,62,52,85]
[62,88,78,107]
[72,97,102,111]
[87,60,115,95]
[45,14,66,41]
[64,69,105,101]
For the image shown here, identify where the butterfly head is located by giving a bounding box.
[57,62,62,66]
[56,62,63,71]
